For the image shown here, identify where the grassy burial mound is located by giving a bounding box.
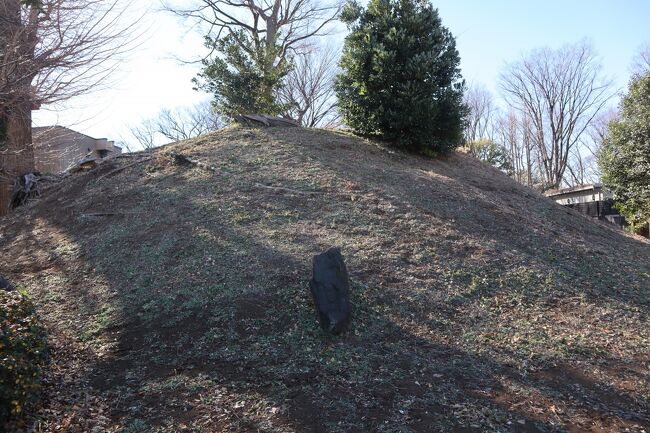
[1,126,648,432]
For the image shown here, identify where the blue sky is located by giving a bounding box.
[435,0,650,94]
[33,0,650,144]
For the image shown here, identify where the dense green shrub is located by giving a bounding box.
[1,290,47,423]
[465,138,512,172]
[335,0,467,154]
[194,31,291,119]
[599,72,650,231]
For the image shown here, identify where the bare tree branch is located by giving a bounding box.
[165,0,341,60]
[632,42,650,78]
[128,118,158,150]
[128,102,224,150]
[280,44,339,127]
[463,83,496,142]
[499,41,614,189]
[1,0,140,112]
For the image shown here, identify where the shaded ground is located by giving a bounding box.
[1,126,649,432]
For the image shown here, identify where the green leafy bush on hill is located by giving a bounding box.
[599,72,650,232]
[335,0,467,154]
[0,289,47,423]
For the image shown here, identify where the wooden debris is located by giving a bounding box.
[67,156,102,173]
[234,114,300,128]
[10,172,40,209]
[168,152,219,173]
[116,152,153,159]
[253,182,363,197]
[254,183,318,195]
[81,212,140,217]
[96,156,154,181]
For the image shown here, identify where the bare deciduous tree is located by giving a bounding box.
[0,0,136,213]
[566,148,594,187]
[463,83,496,142]
[1,0,135,110]
[281,45,339,127]
[166,0,342,68]
[494,111,528,186]
[565,108,618,186]
[632,43,650,77]
[500,41,613,189]
[128,102,223,150]
[128,119,158,150]
[156,102,224,142]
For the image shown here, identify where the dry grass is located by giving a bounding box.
[1,126,649,433]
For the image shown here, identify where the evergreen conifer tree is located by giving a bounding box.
[335,0,467,153]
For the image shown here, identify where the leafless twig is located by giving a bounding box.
[164,0,342,68]
[280,44,340,127]
[500,41,614,189]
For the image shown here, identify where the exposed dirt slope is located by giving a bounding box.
[1,126,649,433]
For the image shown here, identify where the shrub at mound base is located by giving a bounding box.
[0,290,47,423]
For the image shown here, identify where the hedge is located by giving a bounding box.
[1,289,47,423]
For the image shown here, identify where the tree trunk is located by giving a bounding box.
[0,104,34,216]
[0,0,36,215]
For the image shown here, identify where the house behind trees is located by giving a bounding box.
[545,184,626,229]
[33,126,121,173]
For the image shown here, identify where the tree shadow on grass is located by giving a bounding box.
[79,263,649,432]
[1,130,648,432]
[261,127,650,315]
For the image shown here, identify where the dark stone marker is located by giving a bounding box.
[0,274,15,292]
[309,247,351,335]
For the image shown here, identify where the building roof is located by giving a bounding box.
[545,184,603,198]
[33,125,106,142]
